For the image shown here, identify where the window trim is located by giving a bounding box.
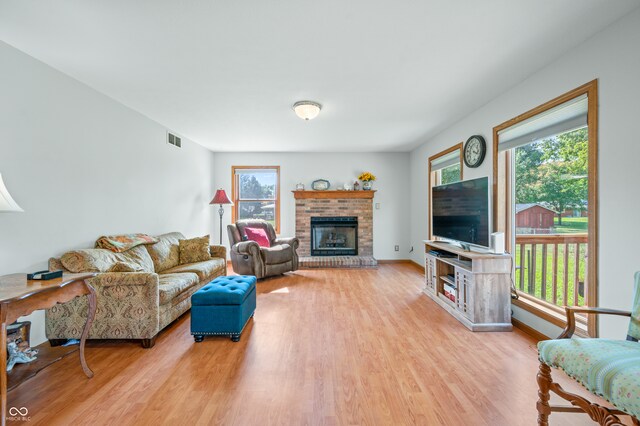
[428,143,464,240]
[492,80,599,336]
[231,165,281,234]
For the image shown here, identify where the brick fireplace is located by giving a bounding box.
[293,190,376,267]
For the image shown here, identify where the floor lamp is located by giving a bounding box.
[210,189,233,245]
[0,173,23,213]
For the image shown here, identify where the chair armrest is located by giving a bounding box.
[273,237,299,248]
[87,272,159,288]
[232,241,260,256]
[210,245,227,259]
[558,306,632,339]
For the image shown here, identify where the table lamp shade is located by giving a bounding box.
[210,189,233,205]
[0,173,23,212]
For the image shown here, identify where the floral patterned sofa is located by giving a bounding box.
[45,232,226,348]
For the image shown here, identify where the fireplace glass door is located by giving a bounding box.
[311,217,358,256]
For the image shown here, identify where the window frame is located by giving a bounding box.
[428,143,464,240]
[231,165,281,234]
[492,80,599,336]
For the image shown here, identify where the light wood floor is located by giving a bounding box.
[9,264,623,425]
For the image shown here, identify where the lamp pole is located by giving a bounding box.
[218,204,225,245]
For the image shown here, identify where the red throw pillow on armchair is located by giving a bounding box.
[244,227,271,248]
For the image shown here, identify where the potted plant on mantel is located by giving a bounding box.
[358,172,376,190]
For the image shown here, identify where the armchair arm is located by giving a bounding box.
[87,272,159,288]
[232,241,260,256]
[210,245,227,259]
[273,237,300,248]
[558,306,632,339]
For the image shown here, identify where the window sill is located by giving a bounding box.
[512,293,589,338]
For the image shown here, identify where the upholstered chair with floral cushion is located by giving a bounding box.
[536,272,640,425]
[227,219,299,279]
[46,232,226,348]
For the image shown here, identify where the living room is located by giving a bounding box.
[1,1,639,425]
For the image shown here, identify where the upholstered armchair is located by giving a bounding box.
[536,272,640,425]
[227,219,299,279]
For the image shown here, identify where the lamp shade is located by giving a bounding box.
[0,173,23,212]
[209,189,233,205]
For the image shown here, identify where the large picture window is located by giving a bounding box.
[232,166,280,233]
[493,81,598,336]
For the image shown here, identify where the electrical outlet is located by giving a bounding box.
[394,245,399,251]
[375,203,380,210]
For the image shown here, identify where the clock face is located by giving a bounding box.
[464,135,486,168]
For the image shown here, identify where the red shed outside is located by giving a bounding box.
[515,203,556,232]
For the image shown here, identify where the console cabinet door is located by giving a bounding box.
[454,268,474,320]
[424,254,437,294]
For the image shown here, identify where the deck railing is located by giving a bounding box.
[515,234,588,307]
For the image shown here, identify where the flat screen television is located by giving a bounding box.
[432,177,490,248]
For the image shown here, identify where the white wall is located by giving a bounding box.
[213,152,411,260]
[409,9,640,338]
[0,42,216,345]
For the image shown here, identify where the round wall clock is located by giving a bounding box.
[463,135,486,168]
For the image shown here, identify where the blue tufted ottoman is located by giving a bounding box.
[191,275,257,342]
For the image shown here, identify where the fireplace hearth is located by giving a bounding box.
[311,216,358,256]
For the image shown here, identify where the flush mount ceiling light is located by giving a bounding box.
[293,101,322,121]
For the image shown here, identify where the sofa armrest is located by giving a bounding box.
[273,237,299,249]
[232,241,260,256]
[210,245,227,259]
[88,272,159,288]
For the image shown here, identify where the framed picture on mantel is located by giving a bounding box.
[311,179,330,190]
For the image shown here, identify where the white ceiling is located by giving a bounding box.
[1,1,638,152]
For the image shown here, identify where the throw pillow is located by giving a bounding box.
[108,262,143,273]
[179,235,211,264]
[244,227,271,248]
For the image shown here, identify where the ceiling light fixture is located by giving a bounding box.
[293,101,322,121]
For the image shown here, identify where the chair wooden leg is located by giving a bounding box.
[537,363,552,426]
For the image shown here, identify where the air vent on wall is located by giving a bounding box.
[167,131,182,148]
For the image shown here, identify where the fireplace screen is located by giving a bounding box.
[311,216,358,256]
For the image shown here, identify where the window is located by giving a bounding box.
[232,166,280,233]
[493,81,598,336]
[428,144,463,239]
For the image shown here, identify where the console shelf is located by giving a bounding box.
[423,240,512,332]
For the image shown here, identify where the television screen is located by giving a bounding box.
[432,177,489,247]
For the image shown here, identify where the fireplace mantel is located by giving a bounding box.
[292,190,376,200]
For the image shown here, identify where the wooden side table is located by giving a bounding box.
[0,273,97,425]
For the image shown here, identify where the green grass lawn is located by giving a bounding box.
[553,216,588,233]
[515,241,587,306]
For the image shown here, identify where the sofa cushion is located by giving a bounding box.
[158,273,199,305]
[145,232,185,272]
[260,244,291,265]
[61,249,122,273]
[162,259,226,281]
[538,338,640,418]
[108,262,143,272]
[120,245,155,272]
[192,275,257,305]
[179,235,211,264]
